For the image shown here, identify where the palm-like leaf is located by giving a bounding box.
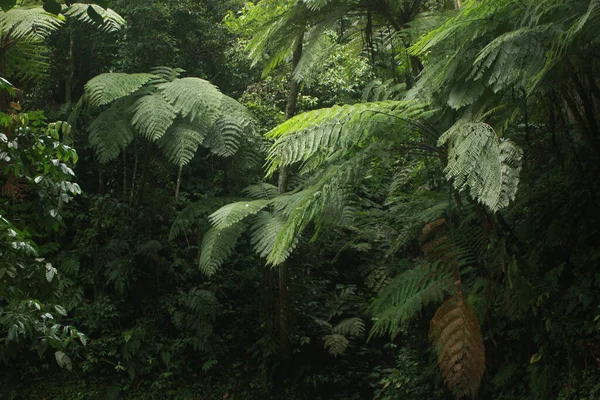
[84,73,157,107]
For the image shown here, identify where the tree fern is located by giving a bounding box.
[157,120,207,167]
[323,334,349,357]
[130,91,177,141]
[439,120,523,212]
[243,183,279,200]
[429,292,485,398]
[251,211,294,259]
[0,7,63,41]
[209,199,273,230]
[370,262,456,339]
[199,224,245,276]
[88,98,135,163]
[265,101,427,175]
[159,77,222,125]
[63,4,125,34]
[84,73,157,107]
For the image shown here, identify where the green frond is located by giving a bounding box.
[265,101,426,176]
[199,224,245,276]
[429,293,485,398]
[63,4,125,33]
[243,183,279,200]
[209,199,273,230]
[88,99,135,163]
[169,203,208,241]
[250,211,295,259]
[157,120,207,167]
[0,7,63,41]
[332,317,365,338]
[267,154,368,266]
[292,23,335,83]
[130,92,177,141]
[203,97,253,157]
[4,40,49,82]
[302,0,332,11]
[150,66,184,82]
[439,120,523,212]
[159,77,222,125]
[370,262,455,339]
[323,333,349,357]
[84,73,156,107]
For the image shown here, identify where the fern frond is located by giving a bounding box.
[84,73,156,107]
[169,203,207,241]
[292,23,335,83]
[302,0,332,11]
[203,97,252,157]
[243,183,279,200]
[4,40,50,82]
[199,224,245,276]
[88,99,135,163]
[265,101,426,176]
[130,92,177,141]
[370,262,455,339]
[429,293,485,399]
[439,120,523,212]
[157,120,207,167]
[63,4,125,33]
[0,7,63,41]
[159,77,222,125]
[250,211,296,259]
[209,199,273,230]
[150,66,184,82]
[323,333,349,357]
[332,317,365,338]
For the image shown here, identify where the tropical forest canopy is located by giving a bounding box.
[1,0,599,399]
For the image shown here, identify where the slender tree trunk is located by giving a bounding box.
[277,27,305,362]
[138,141,152,205]
[98,165,105,196]
[175,165,183,200]
[122,150,128,201]
[129,141,139,205]
[65,30,75,105]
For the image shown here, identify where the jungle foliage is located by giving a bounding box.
[0,0,599,399]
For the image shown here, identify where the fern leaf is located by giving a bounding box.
[203,96,253,157]
[4,40,50,82]
[429,293,485,399]
[302,0,332,11]
[323,333,349,357]
[84,73,156,107]
[64,4,125,33]
[157,120,207,167]
[332,317,365,338]
[370,262,455,339]
[88,99,135,163]
[209,199,272,230]
[0,8,63,41]
[265,101,426,176]
[159,77,222,125]
[169,203,208,241]
[439,121,523,212]
[199,224,244,276]
[250,211,297,259]
[130,92,177,141]
[243,183,279,200]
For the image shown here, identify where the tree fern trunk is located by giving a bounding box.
[65,29,75,105]
[138,141,152,205]
[277,26,305,362]
[129,141,138,205]
[175,165,183,201]
[122,150,127,201]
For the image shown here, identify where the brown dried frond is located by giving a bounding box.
[419,217,447,243]
[429,292,485,398]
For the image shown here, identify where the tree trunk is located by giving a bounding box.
[65,30,75,105]
[276,26,305,362]
[175,164,183,200]
[122,150,128,201]
[138,141,152,205]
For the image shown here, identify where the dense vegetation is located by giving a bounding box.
[1,0,599,399]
